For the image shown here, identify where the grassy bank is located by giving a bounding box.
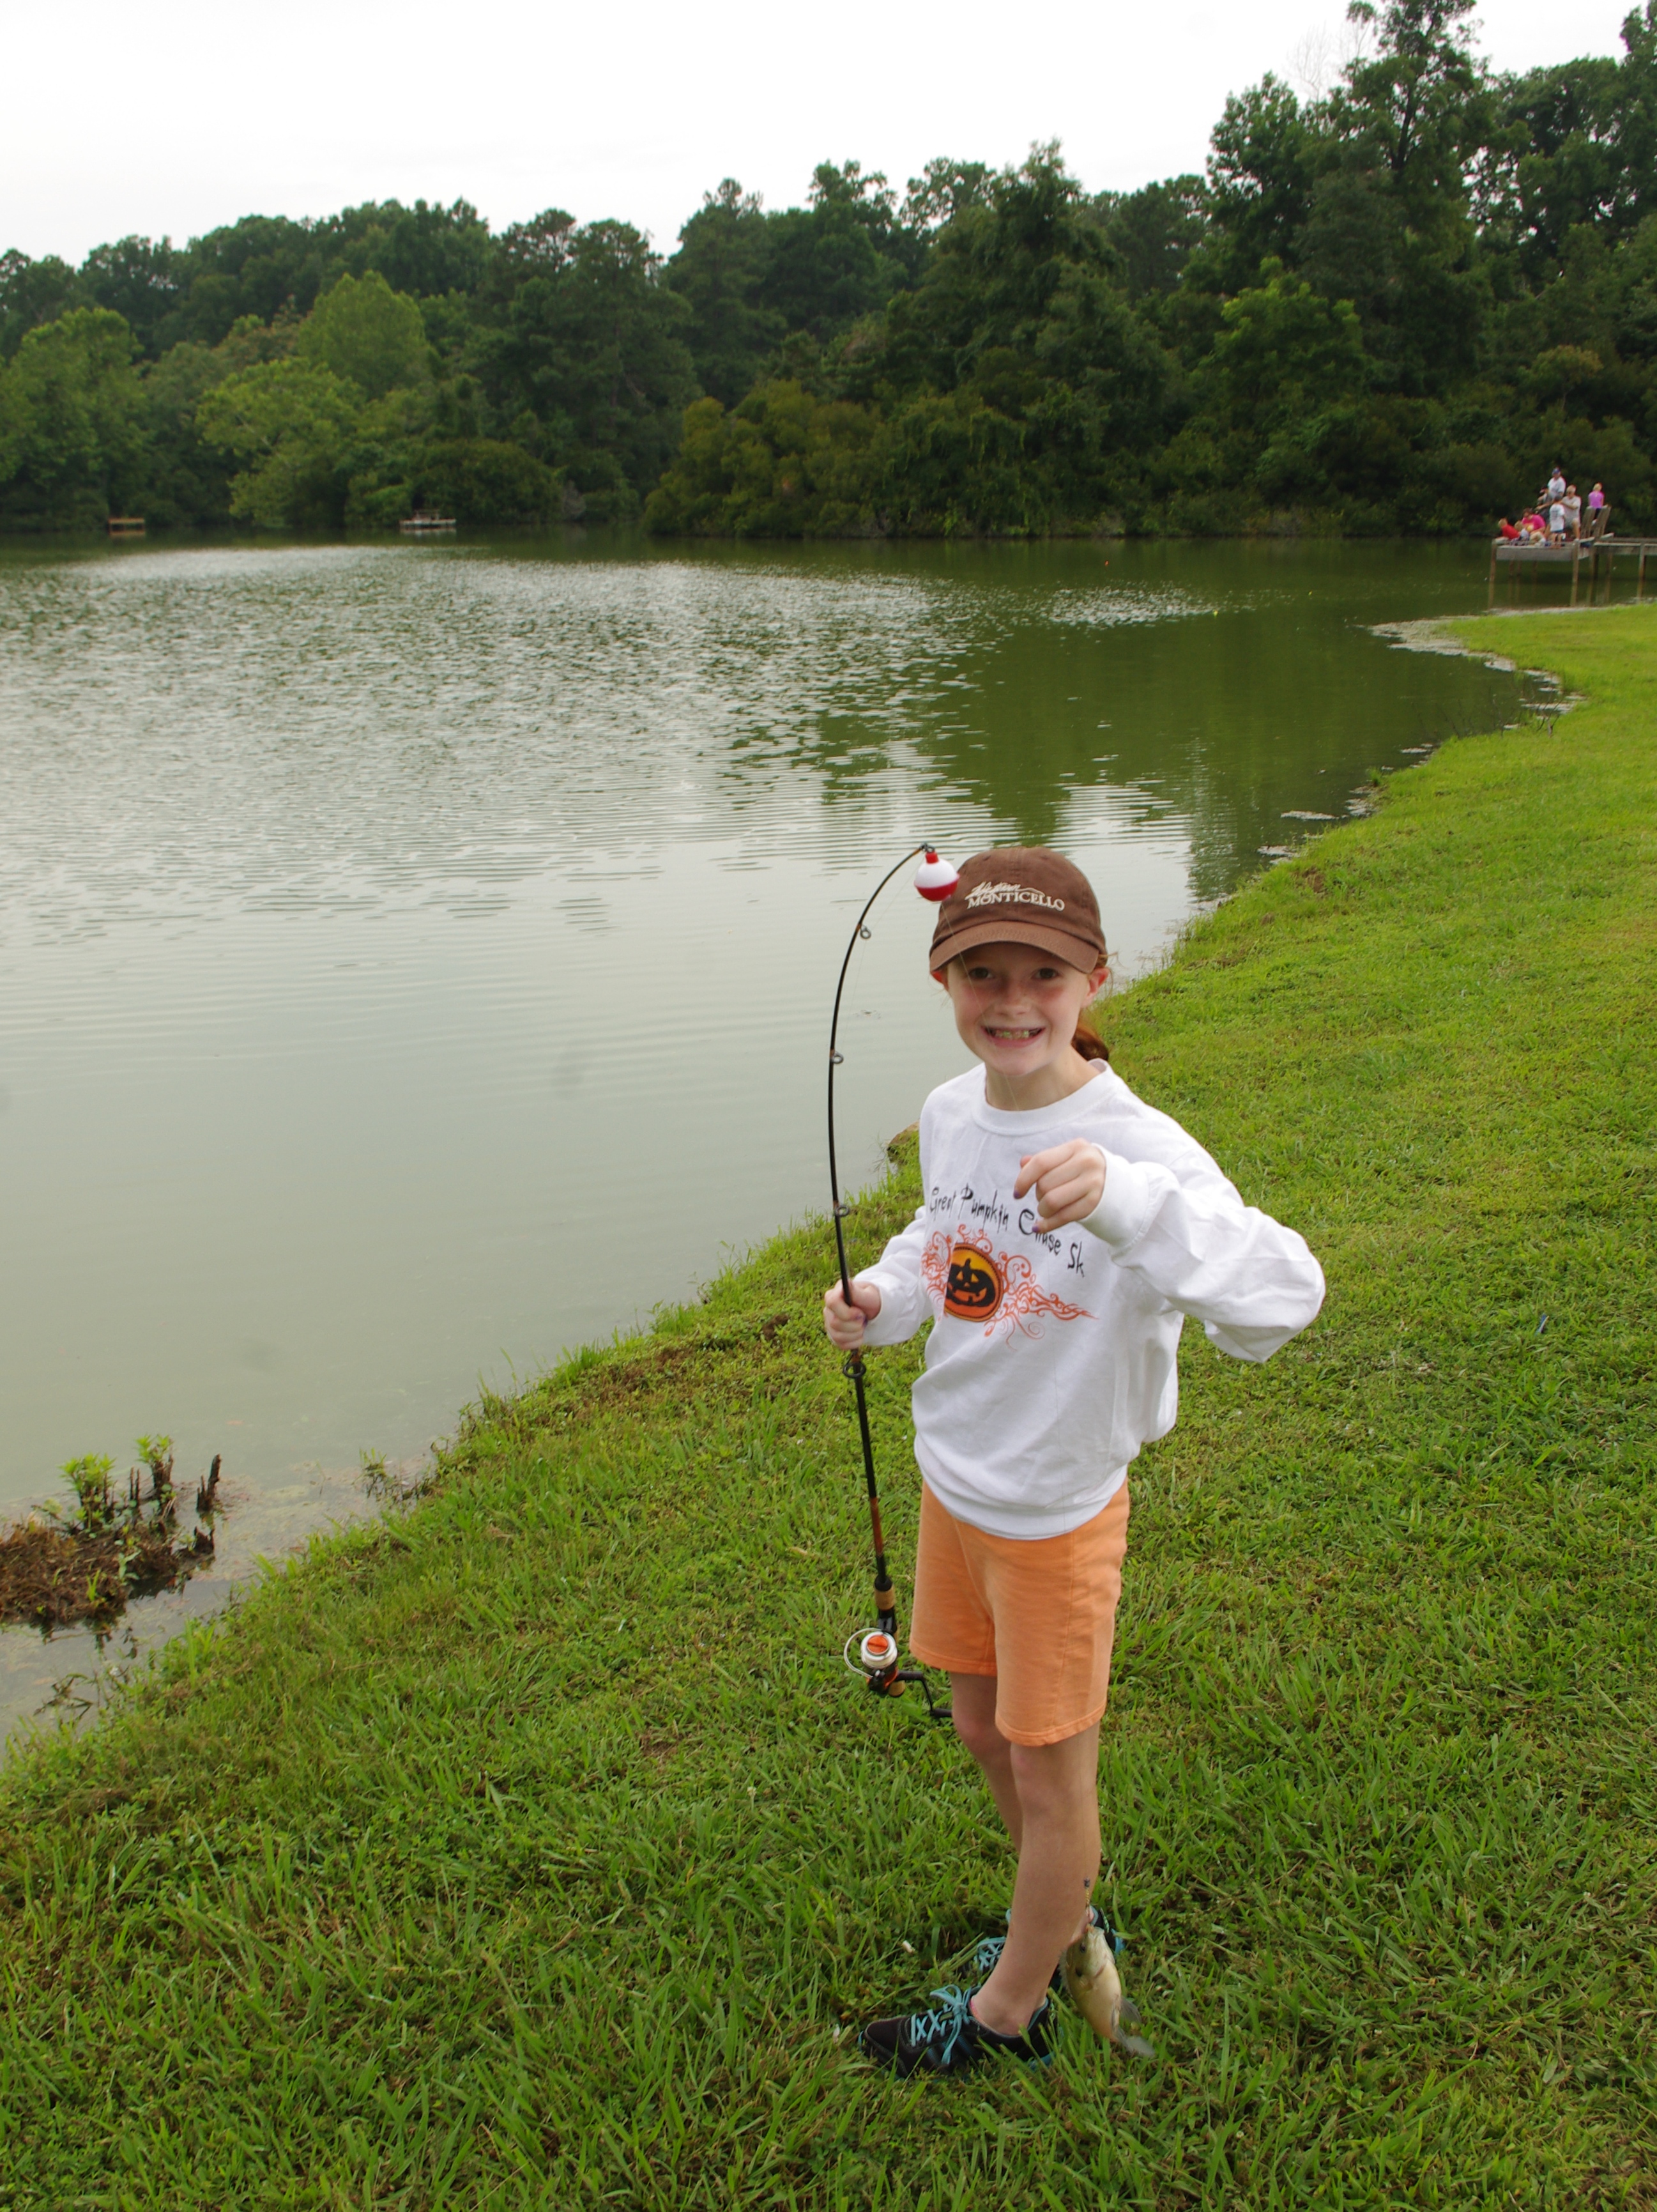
[3,608,1654,2209]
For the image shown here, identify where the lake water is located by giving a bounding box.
[0,534,1536,1742]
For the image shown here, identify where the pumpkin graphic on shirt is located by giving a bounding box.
[945,1242,1004,1321]
[922,1224,1092,1339]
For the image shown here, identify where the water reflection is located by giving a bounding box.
[0,533,1520,1742]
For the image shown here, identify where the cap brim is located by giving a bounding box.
[929,916,1106,974]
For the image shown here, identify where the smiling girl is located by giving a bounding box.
[823,845,1325,2076]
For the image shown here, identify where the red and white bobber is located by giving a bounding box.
[913,847,958,902]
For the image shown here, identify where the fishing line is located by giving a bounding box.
[827,841,958,1723]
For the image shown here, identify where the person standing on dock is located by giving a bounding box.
[823,847,1325,2076]
[1564,486,1582,539]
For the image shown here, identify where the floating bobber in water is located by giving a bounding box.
[914,848,958,901]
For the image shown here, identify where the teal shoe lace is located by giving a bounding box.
[908,1985,976,2065]
[971,1934,1005,1977]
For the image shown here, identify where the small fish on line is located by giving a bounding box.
[1062,1924,1156,2060]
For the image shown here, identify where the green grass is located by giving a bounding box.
[3,607,1654,2209]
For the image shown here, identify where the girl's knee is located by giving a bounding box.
[952,1704,1005,1766]
[1006,1740,1049,1795]
[948,1675,1006,1765]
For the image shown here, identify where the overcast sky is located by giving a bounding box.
[3,0,1638,266]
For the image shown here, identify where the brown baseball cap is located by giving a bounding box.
[928,847,1108,974]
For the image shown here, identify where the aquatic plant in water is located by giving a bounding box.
[0,1434,225,1631]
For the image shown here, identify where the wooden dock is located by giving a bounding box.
[1490,533,1653,606]
[399,512,456,534]
[105,516,146,537]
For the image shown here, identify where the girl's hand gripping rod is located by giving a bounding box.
[828,844,958,1719]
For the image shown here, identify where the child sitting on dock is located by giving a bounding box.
[823,847,1325,2075]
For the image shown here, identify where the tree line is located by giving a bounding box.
[3,0,1655,539]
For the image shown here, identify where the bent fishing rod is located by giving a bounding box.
[828,841,958,1721]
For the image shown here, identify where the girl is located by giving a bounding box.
[823,846,1325,2075]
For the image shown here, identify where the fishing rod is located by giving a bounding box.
[828,841,958,1722]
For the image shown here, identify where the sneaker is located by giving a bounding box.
[861,1984,1054,2077]
[972,1903,1121,1986]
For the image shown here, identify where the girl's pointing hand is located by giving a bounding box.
[1015,1141,1105,1234]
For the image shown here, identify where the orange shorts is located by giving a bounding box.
[909,1480,1131,1746]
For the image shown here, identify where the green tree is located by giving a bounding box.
[140,341,234,524]
[296,271,429,399]
[1485,5,1657,277]
[900,159,995,234]
[664,181,783,408]
[1163,263,1377,520]
[195,357,362,525]
[0,251,78,360]
[1617,1,1657,233]
[215,312,300,374]
[867,149,1173,528]
[1200,75,1320,290]
[645,383,884,534]
[1198,261,1369,428]
[75,236,184,357]
[758,162,916,341]
[154,201,491,356]
[388,434,560,523]
[0,306,146,525]
[363,198,491,300]
[1095,176,1210,301]
[1308,1,1490,392]
[1485,56,1626,277]
[167,213,327,341]
[478,219,696,514]
[1337,0,1487,203]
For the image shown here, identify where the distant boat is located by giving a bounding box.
[400,512,456,534]
[107,516,146,537]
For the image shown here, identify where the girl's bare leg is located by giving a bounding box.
[948,1673,1021,1845]
[949,1673,1099,2036]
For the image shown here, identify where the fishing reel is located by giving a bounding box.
[843,1614,952,1721]
[843,1622,905,1697]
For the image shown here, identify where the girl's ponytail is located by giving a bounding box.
[1073,1020,1110,1063]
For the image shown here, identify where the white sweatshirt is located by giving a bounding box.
[857,1061,1325,1538]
